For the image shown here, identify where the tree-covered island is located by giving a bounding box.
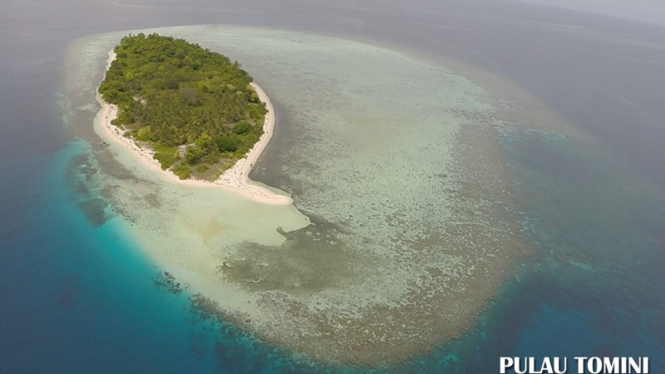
[99,33,267,180]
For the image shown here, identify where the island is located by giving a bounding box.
[97,33,290,205]
[80,27,534,365]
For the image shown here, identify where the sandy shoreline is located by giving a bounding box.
[96,50,291,206]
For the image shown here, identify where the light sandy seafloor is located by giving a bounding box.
[98,51,291,206]
[61,26,582,365]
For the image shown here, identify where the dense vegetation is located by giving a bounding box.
[99,33,267,179]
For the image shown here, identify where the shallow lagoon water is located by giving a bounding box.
[1,8,664,373]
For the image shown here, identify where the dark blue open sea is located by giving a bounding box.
[1,0,664,373]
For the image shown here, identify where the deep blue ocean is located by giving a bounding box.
[1,1,664,373]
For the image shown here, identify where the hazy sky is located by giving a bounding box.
[517,0,665,25]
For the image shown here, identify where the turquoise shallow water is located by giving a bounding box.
[1,20,665,374]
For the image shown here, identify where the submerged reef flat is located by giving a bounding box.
[63,26,554,364]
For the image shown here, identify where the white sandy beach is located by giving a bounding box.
[96,50,291,206]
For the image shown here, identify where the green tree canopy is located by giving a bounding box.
[99,33,267,179]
